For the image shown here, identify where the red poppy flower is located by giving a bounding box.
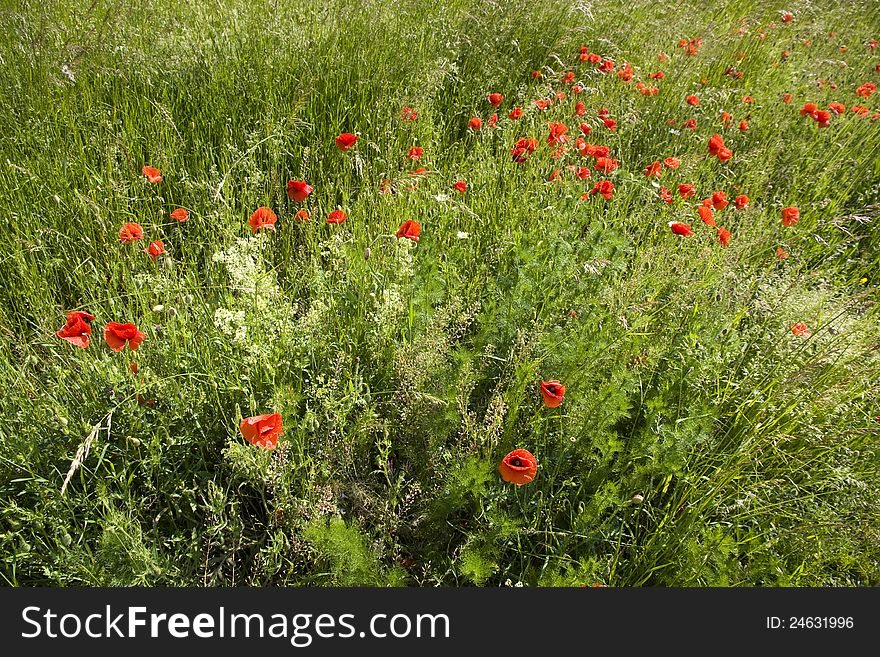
[597,59,614,74]
[711,191,728,211]
[734,194,749,209]
[488,113,498,129]
[532,70,543,79]
[145,240,165,260]
[641,86,660,96]
[590,180,614,200]
[617,63,633,82]
[248,207,277,233]
[335,133,358,151]
[852,105,869,115]
[659,186,673,204]
[708,133,728,156]
[644,161,662,178]
[488,92,504,107]
[119,222,144,243]
[539,380,565,407]
[739,119,748,132]
[800,102,819,118]
[783,93,793,103]
[781,206,800,227]
[499,449,538,485]
[663,157,681,170]
[396,219,421,242]
[468,117,483,130]
[547,122,569,145]
[287,180,313,202]
[510,137,539,162]
[587,53,601,64]
[406,146,423,161]
[791,322,811,337]
[686,94,700,106]
[579,123,592,135]
[572,85,583,94]
[601,118,617,131]
[828,102,846,115]
[534,99,551,110]
[678,183,696,199]
[104,322,145,352]
[698,205,716,226]
[56,310,95,348]
[168,209,188,223]
[669,221,694,236]
[573,166,590,180]
[294,210,310,222]
[509,107,524,120]
[401,106,418,121]
[141,166,163,183]
[548,168,562,182]
[717,227,731,248]
[776,247,789,260]
[574,101,586,116]
[683,118,697,130]
[594,156,618,173]
[856,82,876,98]
[781,10,793,22]
[239,413,283,450]
[326,209,347,224]
[453,180,467,194]
[717,146,732,161]
[721,111,732,127]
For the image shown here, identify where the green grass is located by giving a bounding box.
[1,0,879,587]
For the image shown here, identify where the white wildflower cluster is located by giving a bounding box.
[366,238,417,349]
[393,236,417,278]
[368,284,405,350]
[211,236,297,363]
[289,297,333,366]
[318,231,350,276]
[213,307,248,345]
[132,265,180,298]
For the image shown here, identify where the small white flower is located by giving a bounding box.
[456,231,470,239]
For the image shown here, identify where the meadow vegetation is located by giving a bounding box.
[0,0,878,586]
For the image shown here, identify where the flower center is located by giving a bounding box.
[511,458,523,467]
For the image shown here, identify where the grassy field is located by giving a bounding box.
[1,0,879,587]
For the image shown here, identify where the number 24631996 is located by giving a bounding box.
[766,617,854,629]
